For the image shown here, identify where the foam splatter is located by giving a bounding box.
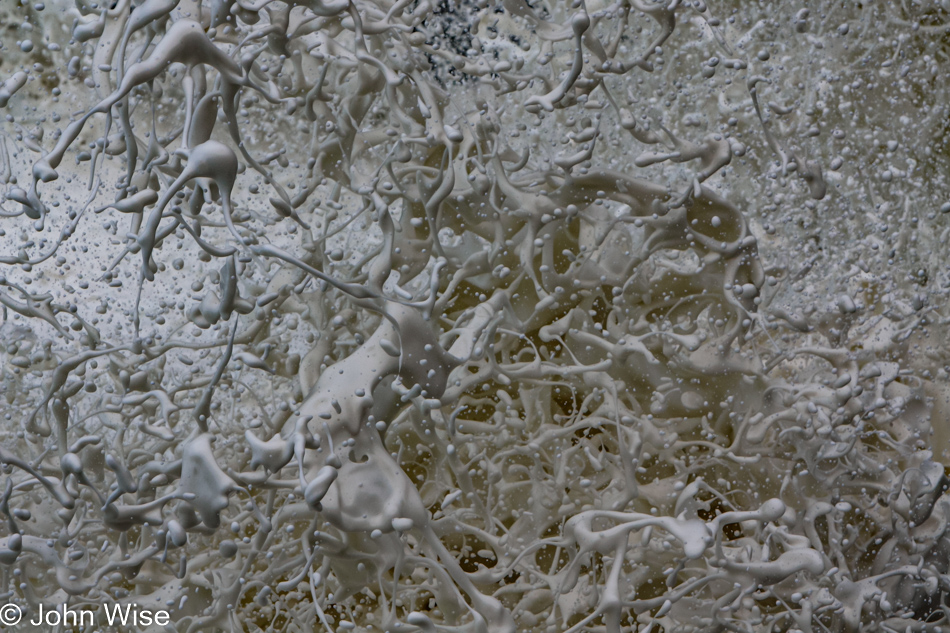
[0,0,949,631]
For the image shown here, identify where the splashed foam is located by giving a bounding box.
[0,0,949,631]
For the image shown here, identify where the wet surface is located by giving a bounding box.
[0,0,948,631]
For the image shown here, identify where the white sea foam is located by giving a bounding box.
[0,0,948,631]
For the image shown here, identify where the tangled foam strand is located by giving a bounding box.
[0,0,949,631]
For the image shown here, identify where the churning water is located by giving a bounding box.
[0,0,948,631]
